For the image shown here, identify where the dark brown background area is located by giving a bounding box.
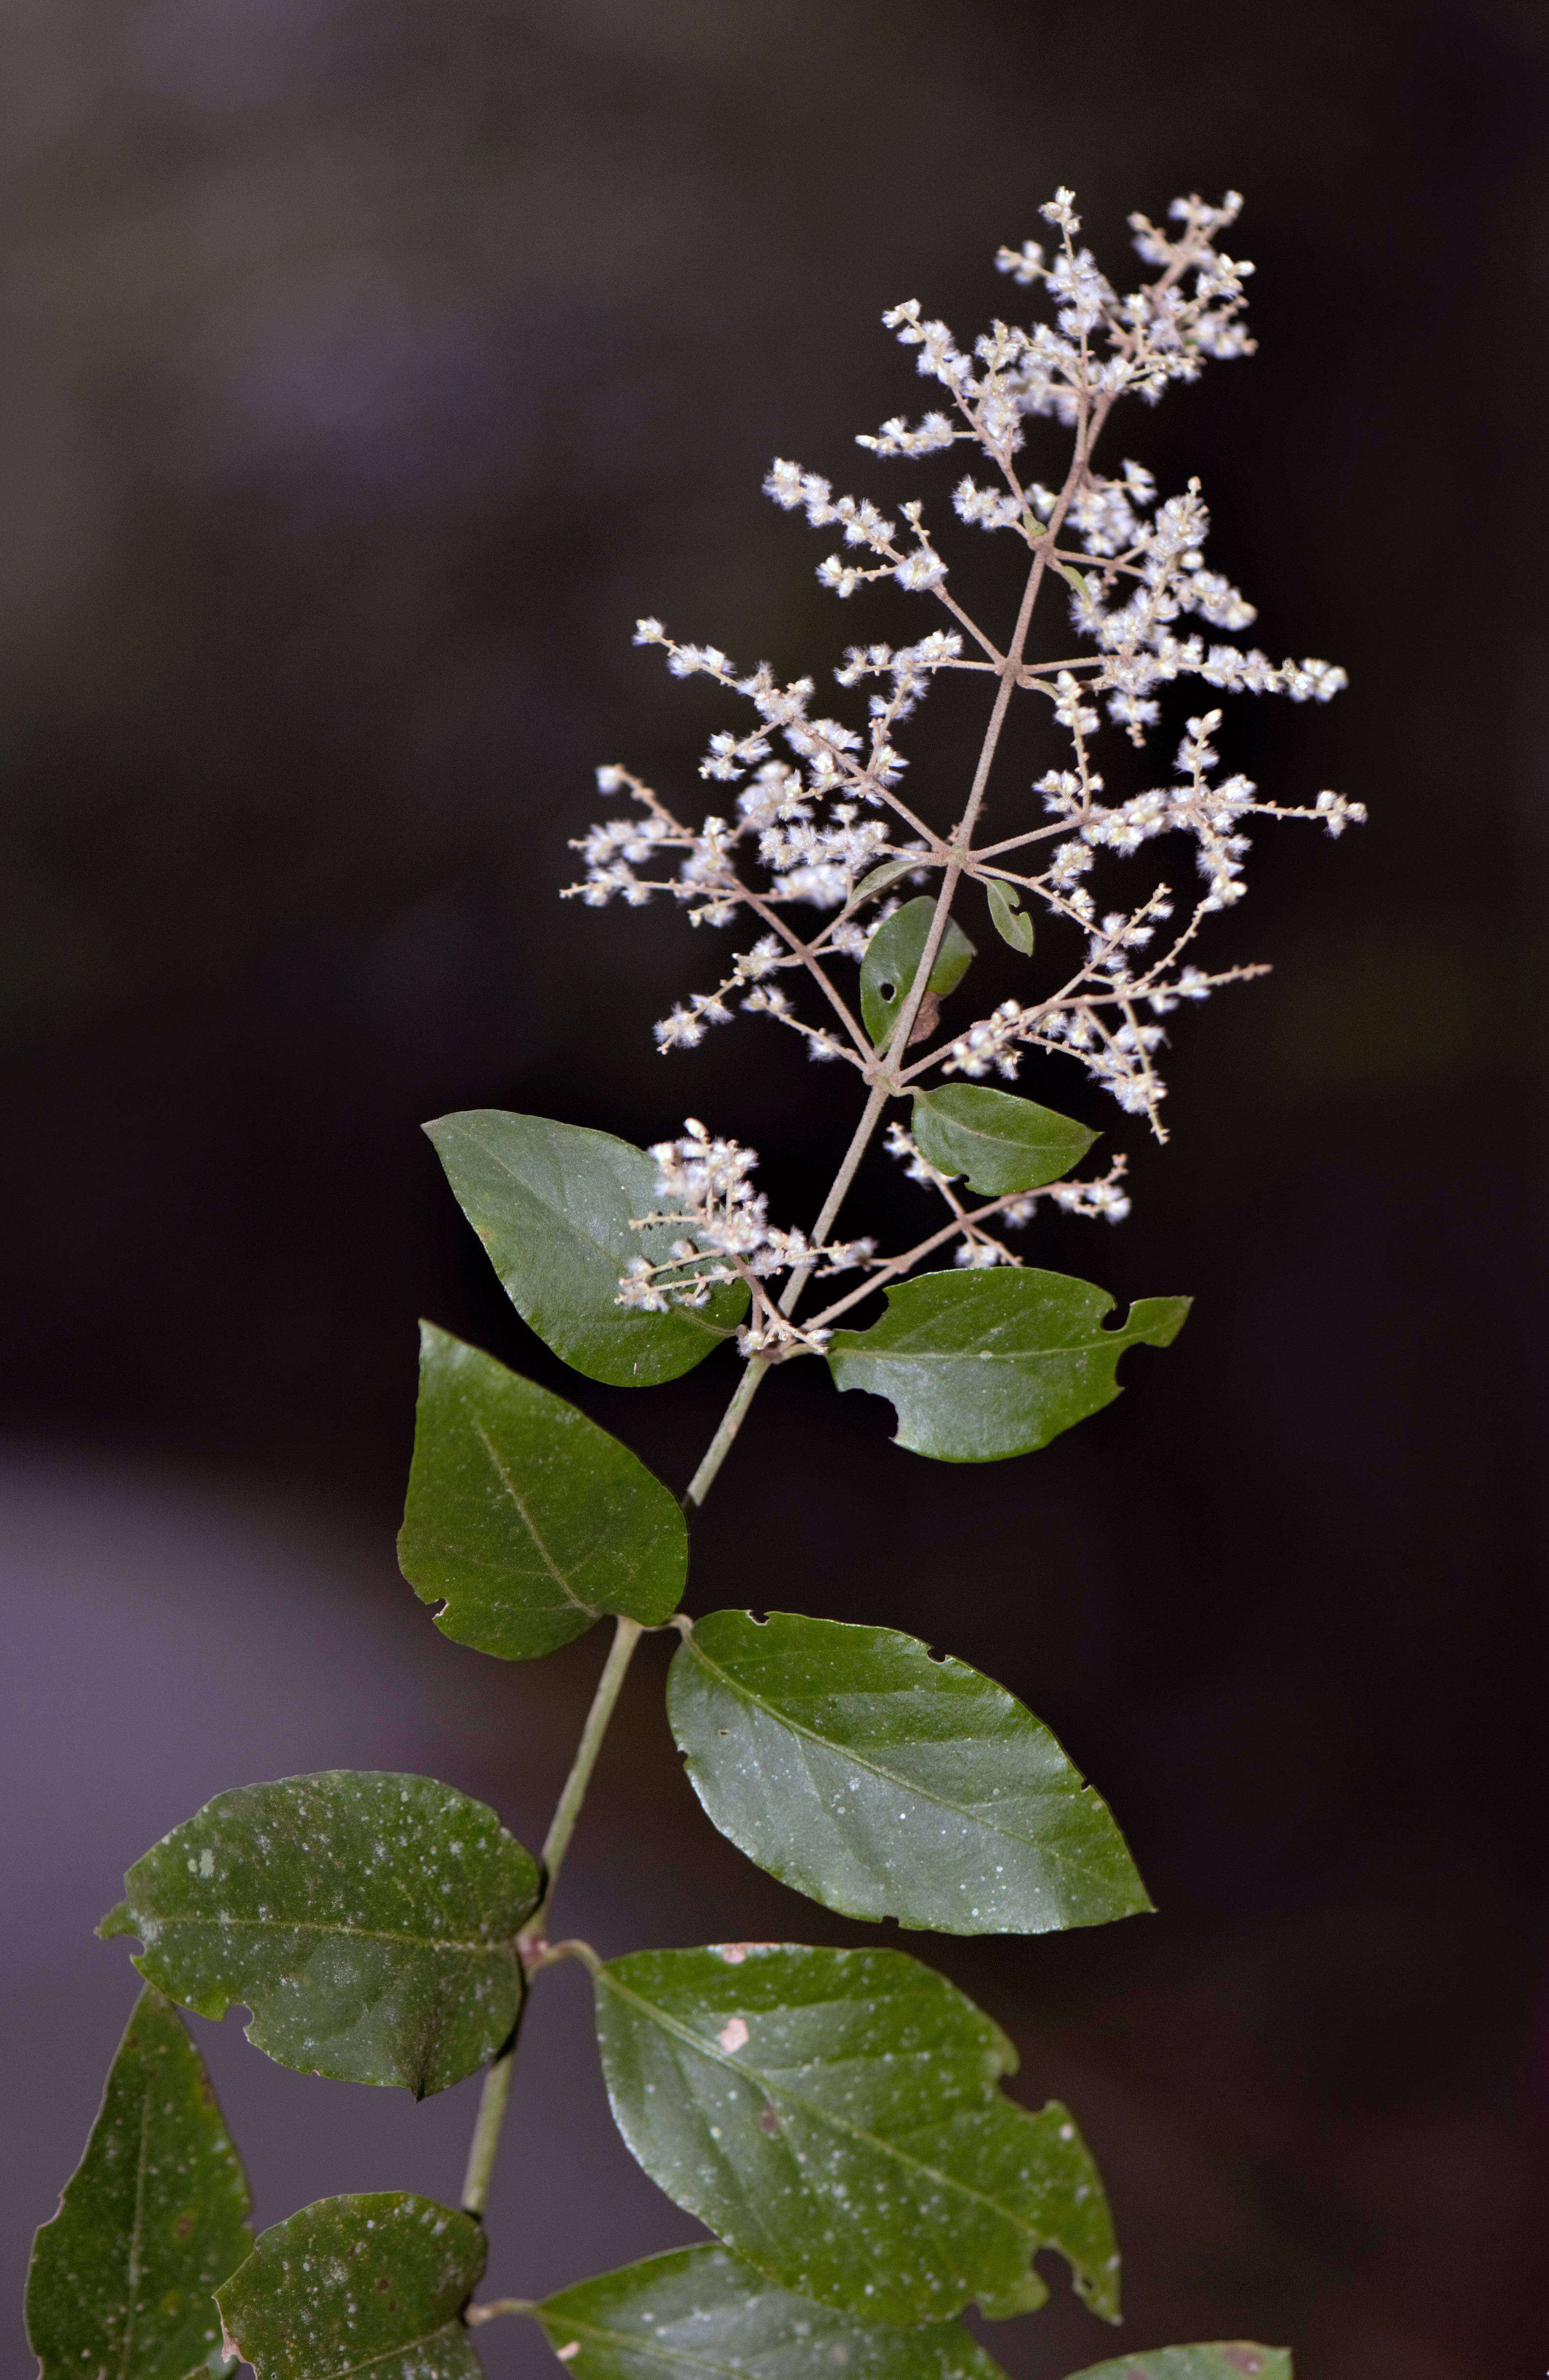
[2,2,1547,2375]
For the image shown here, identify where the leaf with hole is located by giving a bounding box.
[100,1772,539,2096]
[426,1111,747,1387]
[827,1268,1189,1461]
[593,1942,1119,2325]
[217,2193,486,2380]
[536,2243,1010,2380]
[667,1610,1150,1934]
[983,880,1034,956]
[26,1987,252,2380]
[860,898,976,1049]
[1064,2351,1291,2380]
[911,1087,1097,1197]
[399,1323,687,1661]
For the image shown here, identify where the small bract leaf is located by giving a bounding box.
[668,1610,1150,1934]
[101,1772,539,2096]
[851,857,932,906]
[426,1111,747,1387]
[593,1943,1119,2326]
[26,1987,253,2380]
[217,2193,486,2380]
[860,898,976,1049]
[536,2243,1009,2380]
[984,879,1034,956]
[399,1323,688,1660]
[911,1087,1097,1197]
[1064,2350,1291,2380]
[828,1269,1189,1461]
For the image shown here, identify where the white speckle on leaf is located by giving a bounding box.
[718,2017,750,2053]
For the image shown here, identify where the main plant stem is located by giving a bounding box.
[461,1614,643,2215]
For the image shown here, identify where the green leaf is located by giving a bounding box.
[26,1987,252,2380]
[1064,2351,1291,2380]
[100,1772,539,2097]
[536,2244,1008,2380]
[593,1943,1119,2326]
[851,857,932,906]
[911,1087,1097,1197]
[983,880,1034,956]
[217,2193,486,2380]
[860,898,976,1049]
[667,1610,1150,1935]
[426,1110,748,1388]
[827,1269,1190,1461]
[399,1323,687,1661]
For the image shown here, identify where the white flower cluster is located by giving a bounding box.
[575,182,1359,1219]
[879,1120,1132,1272]
[617,1121,875,1344]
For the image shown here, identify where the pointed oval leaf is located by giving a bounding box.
[911,1087,1097,1197]
[593,1942,1119,2326]
[983,880,1034,956]
[100,1772,538,2096]
[667,1610,1150,1935]
[860,898,976,1048]
[399,1323,687,1660]
[27,1987,253,2380]
[426,1111,747,1387]
[827,1269,1190,1461]
[1065,2351,1291,2380]
[217,2193,486,2380]
[537,2244,1009,2380]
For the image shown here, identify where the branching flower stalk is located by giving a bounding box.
[27,187,1354,2380]
[574,185,1359,1494]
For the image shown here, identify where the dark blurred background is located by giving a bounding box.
[3,2,1547,2374]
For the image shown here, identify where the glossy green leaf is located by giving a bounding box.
[983,880,1034,956]
[1064,2350,1291,2380]
[536,2244,1009,2380]
[26,1987,252,2380]
[593,1943,1119,2326]
[426,1110,747,1387]
[860,899,976,1049]
[828,1269,1190,1461]
[217,2193,486,2380]
[399,1323,687,1660]
[667,1610,1150,1935]
[911,1088,1097,1197]
[100,1772,539,2097]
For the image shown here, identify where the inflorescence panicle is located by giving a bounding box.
[567,186,1362,1336]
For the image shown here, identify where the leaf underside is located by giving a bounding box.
[536,2242,1010,2380]
[101,1771,539,2096]
[1063,2349,1292,2380]
[668,1610,1151,1934]
[26,1986,253,2380]
[425,1110,747,1386]
[861,898,976,1048]
[910,1086,1097,1197]
[827,1267,1190,1461]
[399,1322,688,1660]
[217,2192,487,2380]
[593,1942,1119,2326]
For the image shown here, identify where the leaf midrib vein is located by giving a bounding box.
[145,1915,513,1956]
[473,1421,597,1618]
[299,2315,467,2380]
[601,1973,1035,2239]
[685,1635,1057,1862]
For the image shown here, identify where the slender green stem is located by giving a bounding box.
[466,2297,538,2326]
[461,1616,644,2215]
[685,1354,770,1507]
[525,1616,643,1933]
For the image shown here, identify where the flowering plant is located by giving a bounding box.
[26,187,1356,2380]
